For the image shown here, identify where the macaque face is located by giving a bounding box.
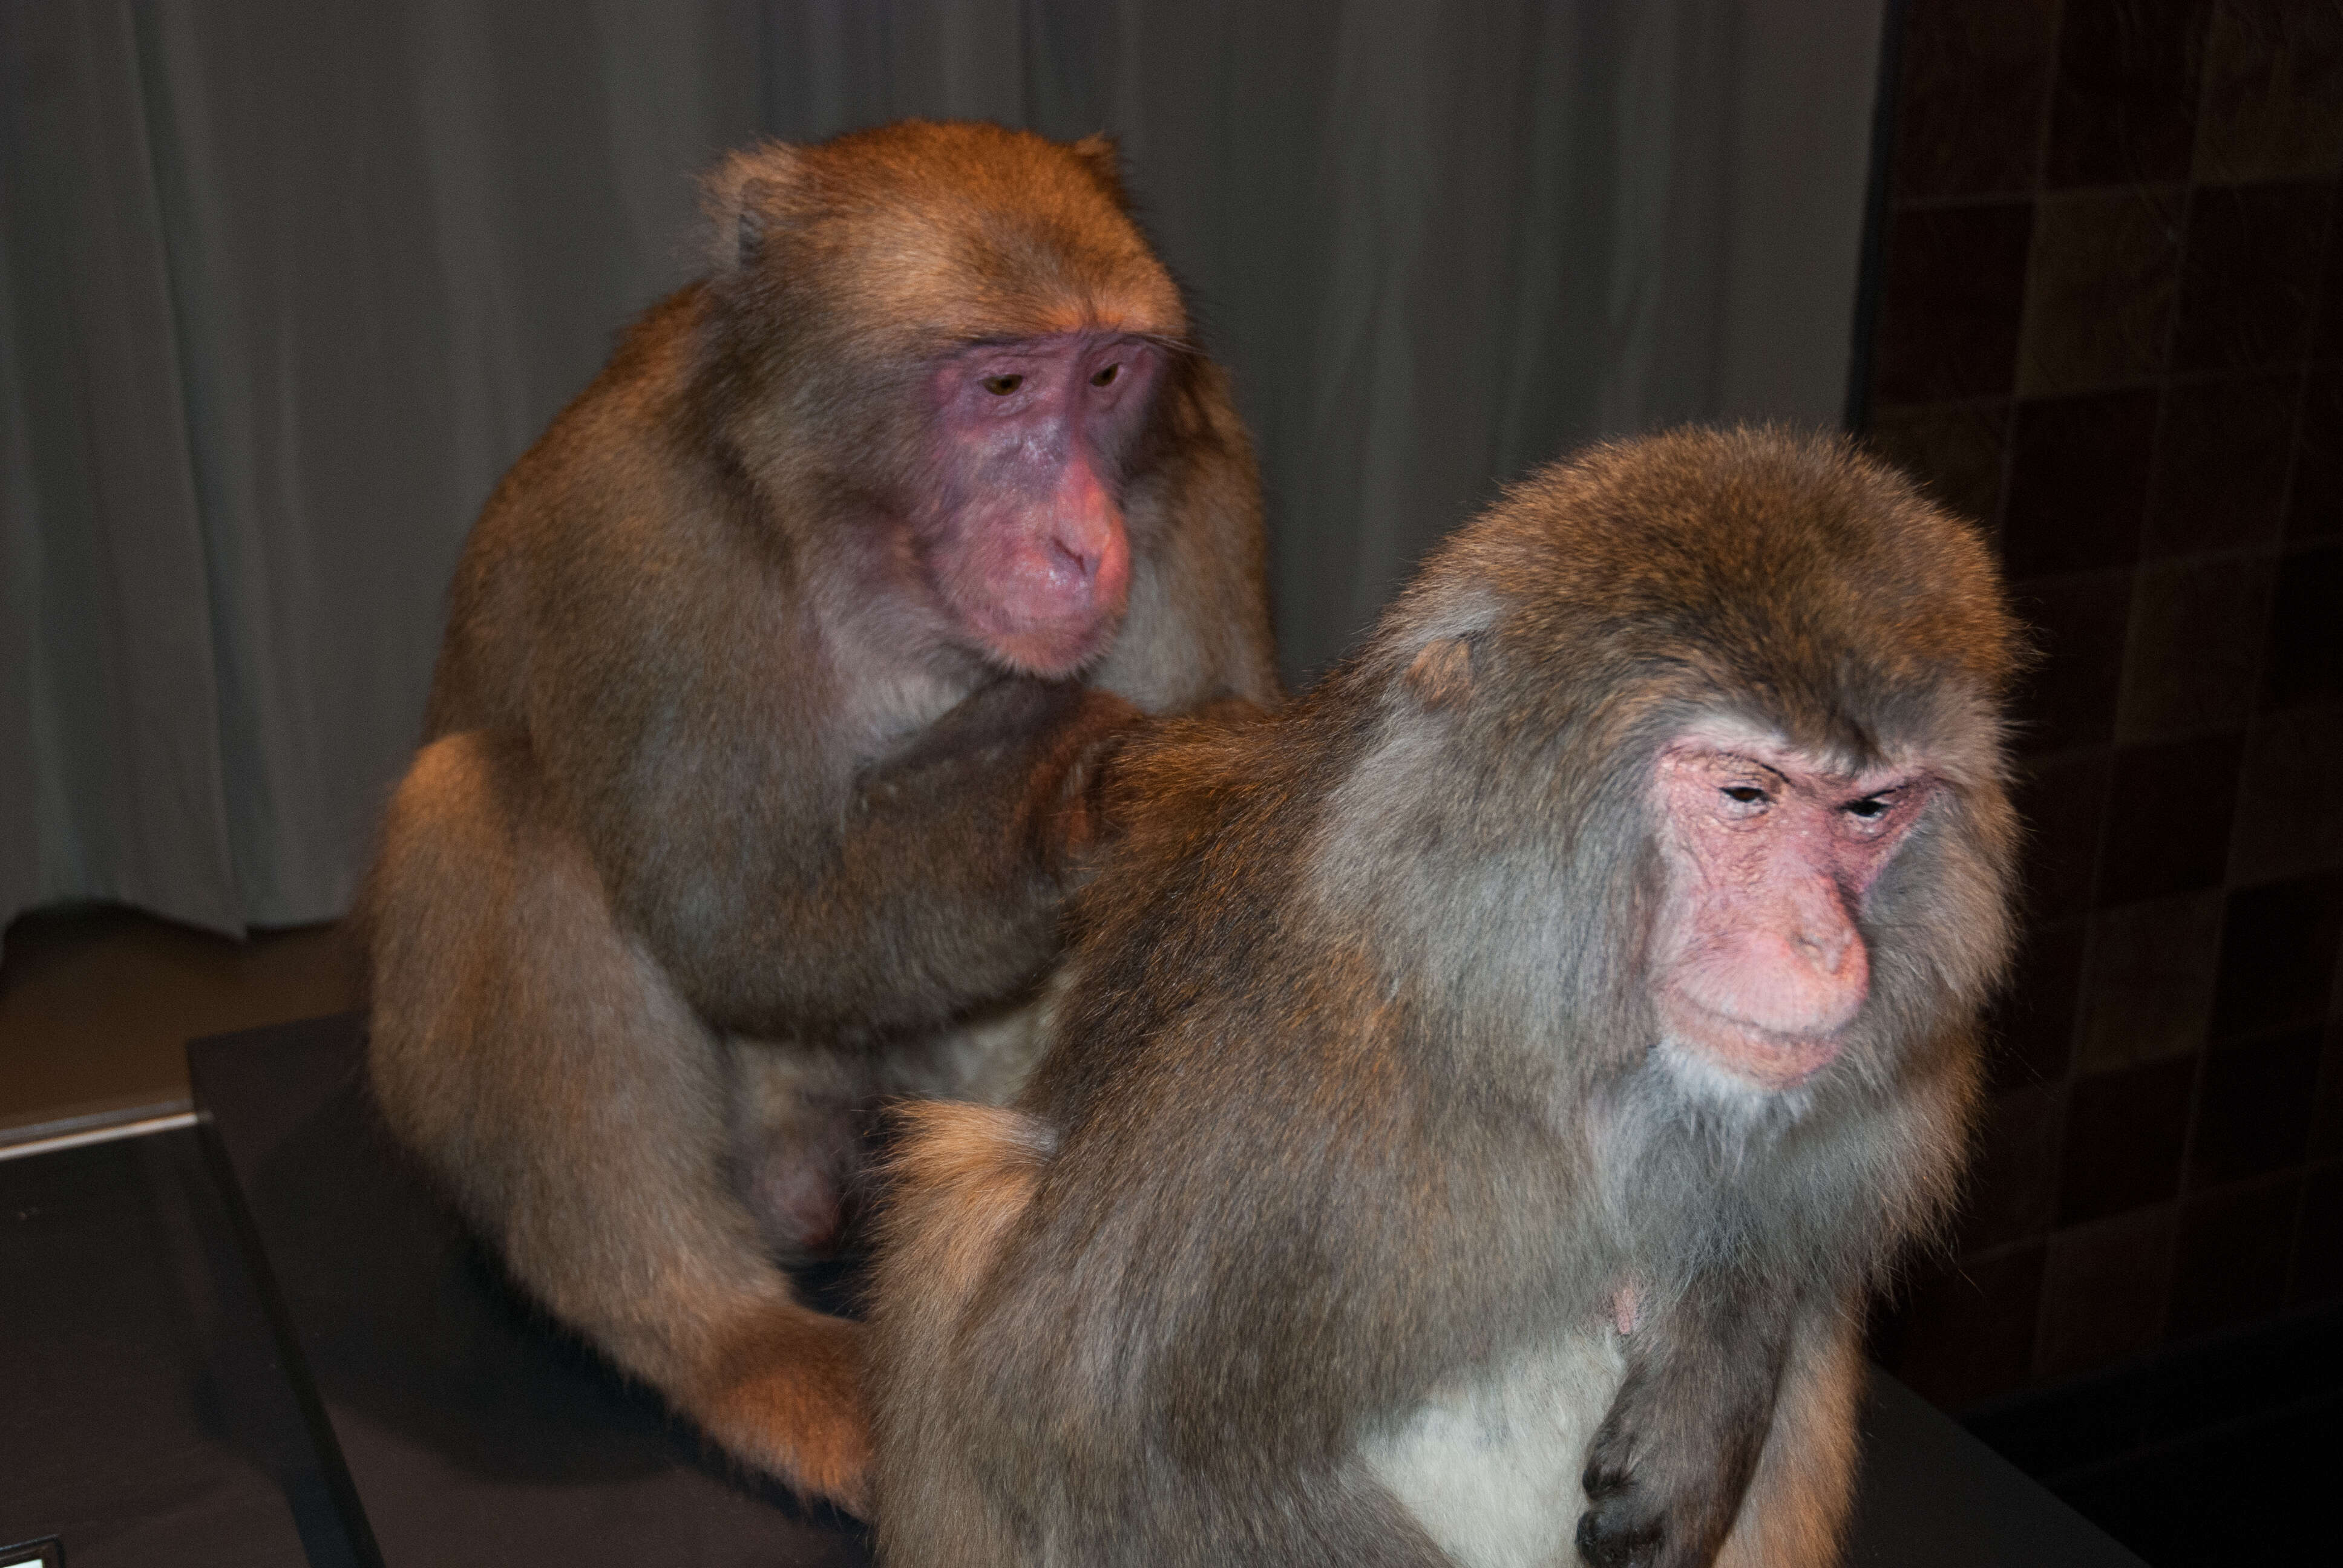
[920,330,1162,676]
[1648,724,1936,1091]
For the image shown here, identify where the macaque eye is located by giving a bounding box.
[1843,792,1899,829]
[983,373,1024,396]
[1720,784,1769,810]
[1091,363,1121,387]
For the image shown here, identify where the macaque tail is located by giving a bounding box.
[878,1100,1057,1312]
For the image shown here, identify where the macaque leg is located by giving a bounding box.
[367,733,868,1508]
[1712,1307,1866,1568]
[1576,1274,1797,1568]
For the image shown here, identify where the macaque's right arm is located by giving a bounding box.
[626,679,1145,1037]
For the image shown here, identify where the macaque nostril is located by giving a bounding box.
[1800,927,1852,973]
[1049,537,1099,584]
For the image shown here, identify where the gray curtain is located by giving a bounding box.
[0,0,1885,946]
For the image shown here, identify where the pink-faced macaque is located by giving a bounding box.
[361,120,1279,1512]
[871,427,2022,1566]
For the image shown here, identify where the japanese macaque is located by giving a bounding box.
[870,428,2022,1566]
[361,121,1278,1512]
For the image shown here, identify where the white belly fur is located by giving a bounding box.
[1360,1328,1627,1568]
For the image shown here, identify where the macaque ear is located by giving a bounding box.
[1403,636,1476,710]
[704,142,806,273]
[1069,132,1130,207]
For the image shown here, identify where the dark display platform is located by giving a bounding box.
[190,1014,2146,1567]
[0,1127,356,1568]
[188,1017,863,1567]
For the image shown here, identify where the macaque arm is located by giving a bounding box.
[367,732,870,1508]
[1576,1272,1799,1568]
[1713,1303,1866,1568]
[620,679,1144,1037]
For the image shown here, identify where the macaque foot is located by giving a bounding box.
[693,1308,873,1515]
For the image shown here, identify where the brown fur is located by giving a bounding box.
[362,122,1278,1512]
[870,428,2023,1565]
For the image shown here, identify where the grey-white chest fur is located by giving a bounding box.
[1360,1328,1628,1568]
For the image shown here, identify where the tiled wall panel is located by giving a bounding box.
[1864,0,2343,1410]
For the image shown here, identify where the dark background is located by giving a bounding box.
[1853,2,2343,1558]
[0,0,1885,939]
[1858,0,2342,1409]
